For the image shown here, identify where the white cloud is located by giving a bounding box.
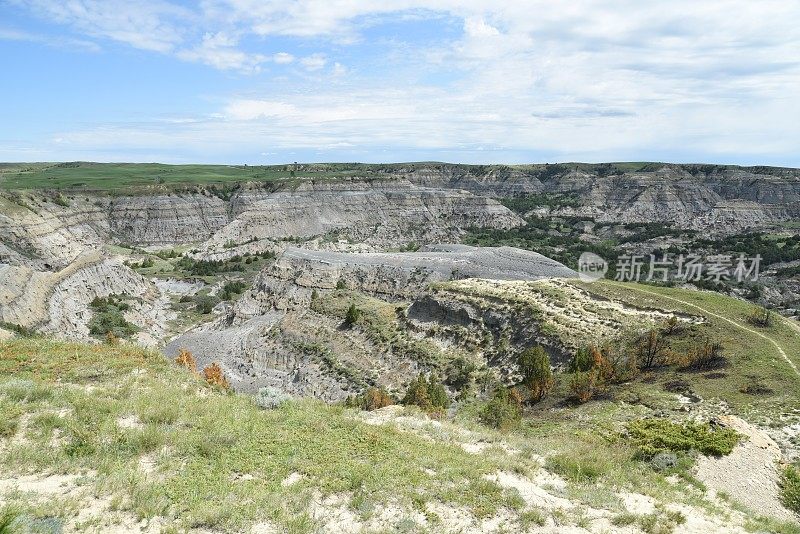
[272,52,295,64]
[10,0,189,52]
[300,53,327,71]
[177,32,266,72]
[463,17,499,38]
[0,26,100,51]
[224,100,297,120]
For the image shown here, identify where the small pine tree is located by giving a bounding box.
[635,329,669,369]
[569,346,593,373]
[202,363,229,390]
[590,345,614,381]
[344,304,361,327]
[175,348,197,373]
[402,374,432,411]
[427,375,450,410]
[518,346,553,402]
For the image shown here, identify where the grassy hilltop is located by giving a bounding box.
[1,161,798,191]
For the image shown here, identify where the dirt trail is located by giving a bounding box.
[616,284,800,378]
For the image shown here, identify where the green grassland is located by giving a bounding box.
[577,281,800,422]
[0,162,382,191]
[0,338,538,532]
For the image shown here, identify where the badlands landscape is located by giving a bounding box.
[2,161,800,533]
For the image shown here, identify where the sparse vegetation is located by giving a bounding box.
[479,387,523,430]
[255,386,292,409]
[344,387,394,411]
[780,464,800,515]
[0,337,542,531]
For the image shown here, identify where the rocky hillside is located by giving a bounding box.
[2,161,800,529]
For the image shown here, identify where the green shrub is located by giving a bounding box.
[446,356,477,393]
[220,280,247,300]
[87,295,138,339]
[88,310,138,338]
[780,464,800,514]
[569,346,593,373]
[479,387,522,431]
[427,376,450,410]
[747,306,773,327]
[400,374,448,412]
[0,505,22,533]
[194,295,220,314]
[344,304,361,327]
[401,374,432,411]
[626,419,739,459]
[518,346,553,401]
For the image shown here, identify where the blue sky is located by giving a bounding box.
[1,1,799,166]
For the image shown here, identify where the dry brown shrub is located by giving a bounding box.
[202,362,229,389]
[105,331,119,345]
[175,348,197,373]
[570,369,600,403]
[363,387,393,411]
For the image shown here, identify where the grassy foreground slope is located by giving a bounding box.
[1,339,799,531]
[0,338,535,532]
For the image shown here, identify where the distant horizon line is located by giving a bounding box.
[1,160,797,170]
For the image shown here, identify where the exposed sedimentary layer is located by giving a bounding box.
[244,244,577,309]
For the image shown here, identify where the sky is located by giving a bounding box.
[1,1,799,166]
